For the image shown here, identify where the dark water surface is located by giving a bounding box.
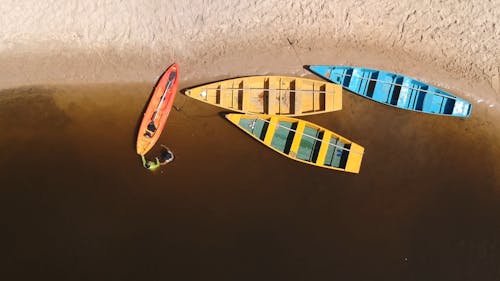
[1,84,499,281]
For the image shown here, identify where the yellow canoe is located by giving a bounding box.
[226,114,364,173]
[185,76,342,116]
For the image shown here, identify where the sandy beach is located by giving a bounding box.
[1,1,500,280]
[1,1,498,92]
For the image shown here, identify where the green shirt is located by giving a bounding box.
[141,155,161,171]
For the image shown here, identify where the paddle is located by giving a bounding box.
[148,70,177,130]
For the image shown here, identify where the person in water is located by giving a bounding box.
[141,145,174,171]
[141,155,161,171]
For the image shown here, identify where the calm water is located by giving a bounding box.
[1,83,499,281]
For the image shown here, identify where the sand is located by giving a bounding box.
[0,1,498,96]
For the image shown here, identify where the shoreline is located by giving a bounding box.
[0,1,498,99]
[0,42,497,101]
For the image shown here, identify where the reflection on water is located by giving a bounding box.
[1,84,499,280]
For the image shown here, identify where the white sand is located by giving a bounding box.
[0,0,498,106]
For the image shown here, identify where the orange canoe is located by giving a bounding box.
[136,63,179,155]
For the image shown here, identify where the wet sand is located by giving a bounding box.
[1,83,499,280]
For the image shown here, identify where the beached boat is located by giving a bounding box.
[226,113,364,173]
[184,76,342,116]
[136,63,179,155]
[308,65,472,117]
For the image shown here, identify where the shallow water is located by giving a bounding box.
[1,83,499,280]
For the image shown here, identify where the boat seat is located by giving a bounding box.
[424,87,445,114]
[372,74,392,102]
[267,90,276,115]
[147,122,157,132]
[331,68,352,87]
[294,91,302,115]
[144,131,153,138]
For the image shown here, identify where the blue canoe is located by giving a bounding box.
[308,65,472,118]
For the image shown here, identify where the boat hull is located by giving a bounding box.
[136,63,179,155]
[308,65,472,117]
[185,76,342,116]
[226,113,364,173]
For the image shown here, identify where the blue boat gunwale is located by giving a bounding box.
[306,65,472,118]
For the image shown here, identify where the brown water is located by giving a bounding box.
[1,83,500,281]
